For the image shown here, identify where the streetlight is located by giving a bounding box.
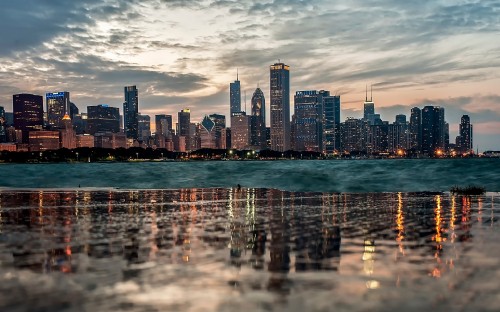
[136,152,139,160]
[76,152,79,162]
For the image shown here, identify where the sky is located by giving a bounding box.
[0,0,499,151]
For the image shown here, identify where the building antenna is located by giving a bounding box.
[237,68,239,81]
[370,84,373,102]
[365,84,368,102]
[244,90,247,112]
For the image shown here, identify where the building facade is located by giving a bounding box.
[250,88,266,149]
[230,74,241,116]
[231,112,250,150]
[323,94,341,154]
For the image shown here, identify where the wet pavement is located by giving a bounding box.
[0,188,499,311]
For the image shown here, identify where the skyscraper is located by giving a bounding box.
[0,106,5,143]
[294,90,323,152]
[123,86,139,140]
[250,87,266,148]
[409,107,422,152]
[69,102,79,119]
[60,114,76,149]
[177,109,191,151]
[137,114,151,141]
[363,86,375,125]
[87,105,120,135]
[422,106,446,154]
[208,114,226,149]
[230,72,241,115]
[46,92,70,129]
[13,94,44,143]
[155,114,173,136]
[323,94,341,153]
[270,62,290,152]
[200,115,216,149]
[231,112,250,150]
[459,115,473,153]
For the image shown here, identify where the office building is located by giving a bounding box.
[87,105,120,135]
[230,72,241,115]
[340,118,367,152]
[60,114,77,149]
[69,102,79,119]
[76,134,94,148]
[29,130,60,151]
[94,132,127,149]
[177,109,191,151]
[138,114,151,141]
[0,106,5,143]
[123,85,139,139]
[200,115,216,149]
[294,90,323,152]
[13,94,44,143]
[155,114,173,136]
[250,88,266,149]
[208,114,226,149]
[363,87,375,125]
[46,92,70,129]
[270,62,290,151]
[323,94,341,154]
[231,112,250,150]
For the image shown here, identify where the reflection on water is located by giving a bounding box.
[0,189,499,311]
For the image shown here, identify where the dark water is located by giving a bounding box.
[0,188,499,311]
[1,158,499,192]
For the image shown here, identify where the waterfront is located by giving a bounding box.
[0,188,499,311]
[1,158,499,192]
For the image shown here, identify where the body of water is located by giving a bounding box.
[0,188,499,311]
[0,158,499,192]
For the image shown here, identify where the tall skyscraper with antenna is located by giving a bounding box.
[363,85,375,125]
[230,70,241,116]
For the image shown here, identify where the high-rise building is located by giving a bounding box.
[200,115,216,149]
[46,92,70,129]
[367,122,389,154]
[69,102,79,119]
[363,87,375,125]
[340,118,367,152]
[0,106,5,143]
[123,86,139,139]
[294,90,323,152]
[422,106,446,154]
[4,112,13,127]
[208,114,226,149]
[231,112,250,150]
[138,114,151,141]
[73,113,88,134]
[13,94,44,143]
[155,114,173,136]
[323,94,341,154]
[409,107,422,152]
[459,115,473,153]
[87,105,120,135]
[177,109,191,151]
[270,62,290,152]
[250,87,266,148]
[230,72,241,115]
[60,114,77,149]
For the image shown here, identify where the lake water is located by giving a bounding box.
[0,188,499,311]
[1,159,500,310]
[0,158,499,192]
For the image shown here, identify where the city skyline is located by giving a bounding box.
[0,1,499,150]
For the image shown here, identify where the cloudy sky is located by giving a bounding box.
[0,0,499,150]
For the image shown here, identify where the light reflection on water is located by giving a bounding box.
[0,189,499,311]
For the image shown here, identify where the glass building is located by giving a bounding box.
[87,105,120,135]
[323,94,341,153]
[46,91,70,129]
[230,73,241,116]
[250,88,266,149]
[123,86,139,139]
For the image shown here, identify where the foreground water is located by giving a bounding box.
[0,188,499,311]
[1,158,499,192]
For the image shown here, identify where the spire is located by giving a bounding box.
[370,85,373,102]
[236,68,239,81]
[365,84,368,102]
